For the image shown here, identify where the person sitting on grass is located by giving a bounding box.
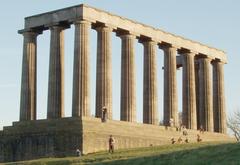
[171,138,176,144]
[178,137,183,143]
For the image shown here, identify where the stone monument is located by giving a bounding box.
[0,4,229,162]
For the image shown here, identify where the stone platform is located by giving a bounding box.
[0,117,233,162]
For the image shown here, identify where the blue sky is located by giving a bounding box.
[0,0,240,130]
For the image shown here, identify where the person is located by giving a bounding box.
[108,135,115,153]
[171,138,176,144]
[177,137,182,143]
[197,134,202,142]
[185,137,189,143]
[182,126,188,136]
[76,148,81,157]
[101,107,108,122]
[199,125,204,134]
[169,118,174,127]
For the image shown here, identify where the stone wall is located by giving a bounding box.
[82,117,233,154]
[0,117,234,162]
[0,118,82,162]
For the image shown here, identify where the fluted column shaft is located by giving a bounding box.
[72,20,91,117]
[120,34,136,122]
[213,61,226,133]
[163,46,178,126]
[143,41,158,125]
[195,62,200,129]
[47,26,65,119]
[182,52,197,129]
[20,31,38,121]
[95,26,112,119]
[199,58,213,132]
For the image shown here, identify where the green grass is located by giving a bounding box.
[3,142,240,165]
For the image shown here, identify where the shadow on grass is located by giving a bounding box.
[92,143,240,165]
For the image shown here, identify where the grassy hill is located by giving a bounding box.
[4,142,240,165]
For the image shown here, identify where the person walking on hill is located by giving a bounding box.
[108,135,115,153]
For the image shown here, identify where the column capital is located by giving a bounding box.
[141,39,157,46]
[198,56,213,62]
[18,29,42,36]
[49,25,67,31]
[116,29,139,38]
[119,33,136,40]
[22,31,39,39]
[46,22,70,31]
[177,48,198,55]
[212,59,225,65]
[159,43,178,51]
[95,25,113,32]
[181,51,196,57]
[138,36,158,44]
[73,19,92,26]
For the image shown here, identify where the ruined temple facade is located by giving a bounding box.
[0,4,228,162]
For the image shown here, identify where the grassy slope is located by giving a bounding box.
[4,142,240,165]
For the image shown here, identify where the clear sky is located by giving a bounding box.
[0,0,240,131]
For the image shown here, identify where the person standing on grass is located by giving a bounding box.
[108,135,115,153]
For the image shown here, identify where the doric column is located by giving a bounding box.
[72,20,91,117]
[182,52,197,129]
[120,34,136,122]
[47,25,65,119]
[163,46,178,126]
[195,62,201,129]
[198,57,213,132]
[212,60,226,133]
[95,26,112,119]
[19,31,38,121]
[143,40,158,125]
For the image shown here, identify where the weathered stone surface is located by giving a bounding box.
[0,118,83,162]
[19,32,38,121]
[143,41,158,125]
[0,117,233,162]
[120,34,136,122]
[163,46,178,126]
[195,62,201,129]
[21,4,227,63]
[198,57,213,132]
[72,20,91,117]
[212,60,226,134]
[182,52,197,129]
[95,26,112,119]
[47,26,65,119]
